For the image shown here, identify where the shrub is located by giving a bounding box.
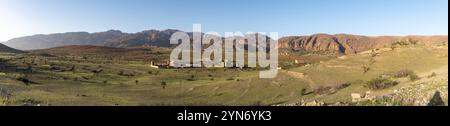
[16,77,31,86]
[313,86,333,95]
[335,83,351,90]
[366,76,399,90]
[371,52,379,58]
[300,88,306,96]
[393,69,420,81]
[300,88,313,96]
[392,40,410,46]
[312,83,351,95]
[409,73,420,81]
[390,45,397,50]
[187,75,196,81]
[91,69,103,74]
[393,69,414,78]
[161,81,167,89]
[408,39,419,45]
[226,77,235,81]
[362,66,370,73]
[118,70,136,77]
[68,65,76,71]
[428,72,437,78]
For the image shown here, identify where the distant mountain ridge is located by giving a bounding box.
[3,29,448,55]
[4,29,182,50]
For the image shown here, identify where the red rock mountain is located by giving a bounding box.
[278,34,448,54]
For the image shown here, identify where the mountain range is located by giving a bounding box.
[4,29,184,50]
[3,29,448,54]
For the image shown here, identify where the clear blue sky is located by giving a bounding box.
[0,0,448,41]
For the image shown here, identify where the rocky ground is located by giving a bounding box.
[362,74,448,106]
[276,67,448,106]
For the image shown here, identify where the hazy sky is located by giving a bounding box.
[0,0,448,41]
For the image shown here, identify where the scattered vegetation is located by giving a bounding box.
[392,39,419,46]
[312,83,351,95]
[393,69,414,78]
[366,76,399,90]
[392,69,420,81]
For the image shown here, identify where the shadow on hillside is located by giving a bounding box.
[427,91,445,106]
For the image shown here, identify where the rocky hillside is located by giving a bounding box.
[0,43,24,53]
[278,34,448,54]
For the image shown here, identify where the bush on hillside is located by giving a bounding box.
[366,76,399,90]
[428,72,437,78]
[393,69,420,81]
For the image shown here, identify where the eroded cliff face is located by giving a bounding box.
[278,34,448,55]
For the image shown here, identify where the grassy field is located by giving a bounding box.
[1,44,448,106]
